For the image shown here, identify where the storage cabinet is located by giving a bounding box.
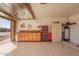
[41,25,48,41]
[52,23,62,42]
[41,32,48,41]
[17,30,41,41]
[41,25,48,31]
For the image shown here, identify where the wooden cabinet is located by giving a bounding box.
[41,31,48,41]
[52,23,62,42]
[17,30,41,42]
[18,33,23,41]
[24,32,28,41]
[36,33,41,41]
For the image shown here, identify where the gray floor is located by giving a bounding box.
[6,42,79,56]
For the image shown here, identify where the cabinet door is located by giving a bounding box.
[42,32,48,41]
[33,33,36,41]
[23,33,26,41]
[36,33,41,41]
[28,33,33,41]
[18,33,24,41]
[18,33,22,41]
[24,33,27,41]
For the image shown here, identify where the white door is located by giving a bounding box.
[52,23,62,42]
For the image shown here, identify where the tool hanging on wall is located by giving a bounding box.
[62,21,76,41]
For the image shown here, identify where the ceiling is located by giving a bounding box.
[0,3,33,19]
[31,3,79,18]
[0,3,79,19]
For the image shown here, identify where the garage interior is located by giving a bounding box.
[0,3,79,56]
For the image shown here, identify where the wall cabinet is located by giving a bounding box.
[17,30,41,42]
[52,23,62,42]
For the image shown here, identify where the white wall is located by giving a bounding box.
[16,18,66,32]
[69,13,79,44]
[16,20,41,32]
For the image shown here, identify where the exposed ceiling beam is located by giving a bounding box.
[0,9,13,17]
[0,15,11,21]
[0,9,15,21]
[24,3,35,19]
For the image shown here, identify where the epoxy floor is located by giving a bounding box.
[6,42,79,56]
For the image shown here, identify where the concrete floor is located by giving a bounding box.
[0,39,17,56]
[6,42,79,56]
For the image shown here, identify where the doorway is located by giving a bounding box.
[0,17,11,41]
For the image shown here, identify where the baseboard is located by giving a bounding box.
[63,41,79,51]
